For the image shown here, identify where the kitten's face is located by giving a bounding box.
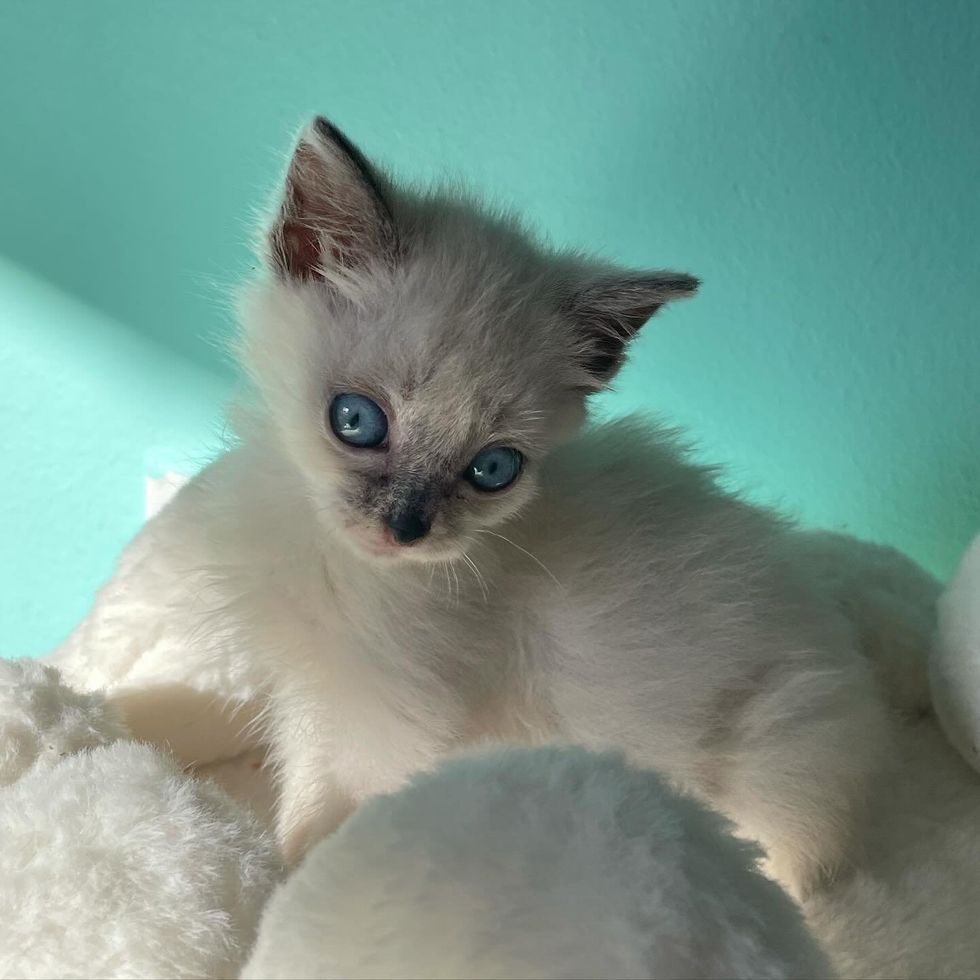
[238,118,697,564]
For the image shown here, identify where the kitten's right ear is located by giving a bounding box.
[568,271,700,385]
[267,117,397,281]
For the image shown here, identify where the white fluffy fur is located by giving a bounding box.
[243,745,832,980]
[0,657,126,786]
[0,661,281,980]
[49,119,947,901]
[803,717,980,979]
[51,422,940,893]
[792,543,980,978]
[930,534,980,772]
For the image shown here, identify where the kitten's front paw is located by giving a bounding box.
[278,793,356,868]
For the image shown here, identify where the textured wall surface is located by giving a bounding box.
[0,260,230,654]
[1,0,977,655]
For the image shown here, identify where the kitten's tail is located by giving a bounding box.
[930,533,980,772]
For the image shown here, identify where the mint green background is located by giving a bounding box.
[1,1,978,656]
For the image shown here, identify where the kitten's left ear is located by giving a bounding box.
[267,116,397,282]
[568,271,700,384]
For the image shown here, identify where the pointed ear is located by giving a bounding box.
[267,117,397,281]
[568,271,699,383]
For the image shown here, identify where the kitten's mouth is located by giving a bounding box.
[345,527,405,558]
[344,524,447,563]
[356,535,402,557]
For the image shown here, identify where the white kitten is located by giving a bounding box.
[53,118,940,893]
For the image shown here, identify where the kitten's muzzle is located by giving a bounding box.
[384,509,431,546]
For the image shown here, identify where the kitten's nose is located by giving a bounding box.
[384,510,431,545]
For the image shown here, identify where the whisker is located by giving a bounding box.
[460,552,489,603]
[449,561,461,604]
[442,562,453,599]
[475,529,563,589]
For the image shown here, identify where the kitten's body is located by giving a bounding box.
[56,418,933,888]
[53,119,940,891]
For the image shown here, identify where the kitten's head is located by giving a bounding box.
[238,117,698,563]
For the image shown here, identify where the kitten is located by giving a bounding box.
[53,117,938,892]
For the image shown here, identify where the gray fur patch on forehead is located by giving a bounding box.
[345,192,575,378]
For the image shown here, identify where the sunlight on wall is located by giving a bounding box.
[0,260,230,655]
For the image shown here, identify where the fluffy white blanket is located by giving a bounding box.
[0,661,280,979]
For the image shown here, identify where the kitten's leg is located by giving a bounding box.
[48,555,263,768]
[268,684,462,865]
[264,687,356,865]
[46,477,266,765]
[274,741,356,867]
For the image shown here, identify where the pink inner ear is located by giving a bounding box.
[280,217,323,280]
[273,134,394,279]
[277,212,365,278]
[273,144,332,279]
[276,164,367,277]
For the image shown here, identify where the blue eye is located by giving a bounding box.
[329,393,389,448]
[466,446,523,492]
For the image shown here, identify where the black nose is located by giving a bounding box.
[385,510,431,545]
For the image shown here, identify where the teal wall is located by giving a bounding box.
[1,1,978,655]
[0,258,230,655]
